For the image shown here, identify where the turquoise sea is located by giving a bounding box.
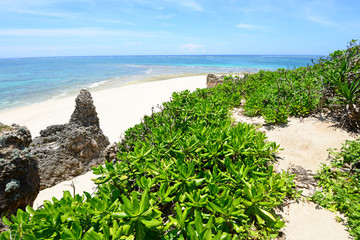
[0,55,319,111]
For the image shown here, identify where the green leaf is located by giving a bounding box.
[135,222,146,240]
[194,210,203,233]
[25,206,36,215]
[111,212,129,219]
[187,224,197,240]
[83,228,103,240]
[61,226,77,239]
[255,213,265,225]
[200,229,212,240]
[131,191,140,215]
[102,224,110,240]
[141,219,162,229]
[208,202,224,214]
[1,216,12,226]
[72,221,82,238]
[121,195,133,212]
[259,208,276,222]
[139,188,150,214]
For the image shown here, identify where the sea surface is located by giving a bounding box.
[0,55,319,111]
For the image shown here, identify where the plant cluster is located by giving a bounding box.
[311,139,360,239]
[237,40,360,130]
[1,80,296,239]
[240,67,322,124]
[315,40,360,131]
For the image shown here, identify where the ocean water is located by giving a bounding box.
[0,55,319,111]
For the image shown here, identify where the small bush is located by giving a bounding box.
[312,139,360,238]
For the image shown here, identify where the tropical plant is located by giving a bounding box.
[312,138,360,238]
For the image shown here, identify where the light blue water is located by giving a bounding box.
[0,55,319,110]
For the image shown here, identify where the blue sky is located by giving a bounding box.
[0,0,359,57]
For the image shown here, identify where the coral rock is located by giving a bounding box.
[30,89,110,190]
[206,74,224,88]
[0,124,40,218]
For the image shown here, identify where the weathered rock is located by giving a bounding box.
[0,124,40,219]
[30,89,110,190]
[206,74,224,88]
[104,142,119,163]
[70,89,100,127]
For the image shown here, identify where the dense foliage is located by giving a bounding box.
[1,81,296,239]
[240,40,360,129]
[312,139,360,238]
[240,67,321,124]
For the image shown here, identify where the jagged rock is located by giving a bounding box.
[30,89,110,190]
[206,74,224,88]
[0,124,40,220]
[104,142,119,163]
[70,89,100,127]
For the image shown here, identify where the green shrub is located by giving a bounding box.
[312,139,360,238]
[1,79,296,239]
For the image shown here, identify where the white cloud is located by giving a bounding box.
[165,0,203,11]
[155,14,173,19]
[307,15,333,26]
[179,43,204,52]
[181,0,203,11]
[124,41,142,46]
[236,23,259,29]
[0,28,155,38]
[297,2,337,27]
[305,12,336,26]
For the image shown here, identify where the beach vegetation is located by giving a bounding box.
[1,40,360,239]
[311,138,360,238]
[238,39,360,129]
[1,79,297,239]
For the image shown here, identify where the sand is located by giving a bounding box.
[233,109,354,240]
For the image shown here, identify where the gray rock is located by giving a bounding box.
[0,124,40,218]
[30,89,110,190]
[104,142,119,163]
[70,89,100,127]
[206,74,223,88]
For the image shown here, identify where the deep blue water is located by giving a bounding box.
[0,55,319,110]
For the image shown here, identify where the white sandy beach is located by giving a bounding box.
[0,75,207,143]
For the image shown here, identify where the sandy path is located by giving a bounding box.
[233,109,354,240]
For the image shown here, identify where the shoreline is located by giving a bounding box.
[0,75,208,143]
[0,71,249,113]
[0,72,207,113]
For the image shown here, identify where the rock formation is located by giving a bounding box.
[206,74,224,88]
[30,89,110,190]
[104,142,119,163]
[0,123,40,217]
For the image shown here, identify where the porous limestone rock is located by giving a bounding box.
[206,74,224,88]
[0,123,40,219]
[104,142,119,163]
[30,89,110,190]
